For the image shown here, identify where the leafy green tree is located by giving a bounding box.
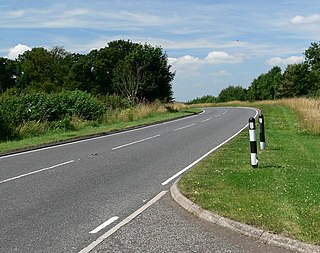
[218,85,247,102]
[247,66,282,100]
[0,57,17,92]
[187,95,217,104]
[305,41,320,71]
[112,43,174,102]
[304,42,320,96]
[64,53,96,92]
[16,47,69,92]
[276,63,314,98]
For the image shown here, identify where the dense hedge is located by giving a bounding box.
[0,90,106,141]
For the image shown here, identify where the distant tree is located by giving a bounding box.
[247,66,282,100]
[187,95,216,104]
[304,41,320,71]
[304,42,320,96]
[276,63,314,98]
[2,40,174,102]
[217,85,246,102]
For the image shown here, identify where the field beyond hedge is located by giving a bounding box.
[179,99,320,245]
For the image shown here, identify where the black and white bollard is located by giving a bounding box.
[249,117,258,168]
[259,114,266,150]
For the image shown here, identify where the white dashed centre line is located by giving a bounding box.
[0,160,75,185]
[200,117,212,123]
[173,123,195,132]
[112,134,161,150]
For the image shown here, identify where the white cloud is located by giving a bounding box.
[169,55,203,77]
[266,56,304,66]
[205,51,243,64]
[169,55,202,66]
[7,44,31,59]
[290,14,320,25]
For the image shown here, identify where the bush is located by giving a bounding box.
[0,108,15,141]
[0,90,106,141]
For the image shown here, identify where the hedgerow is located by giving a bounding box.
[0,90,106,140]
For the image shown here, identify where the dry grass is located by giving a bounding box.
[210,98,320,135]
[280,98,320,134]
[105,102,191,123]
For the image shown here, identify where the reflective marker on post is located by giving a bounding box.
[259,114,266,150]
[248,117,258,168]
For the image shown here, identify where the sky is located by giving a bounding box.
[0,0,319,101]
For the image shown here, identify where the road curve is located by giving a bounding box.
[0,107,257,252]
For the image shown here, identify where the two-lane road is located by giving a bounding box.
[0,107,257,252]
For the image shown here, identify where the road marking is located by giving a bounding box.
[161,109,259,186]
[112,134,161,150]
[215,114,221,117]
[0,160,75,185]
[173,123,195,132]
[0,110,204,160]
[79,191,167,253]
[200,117,212,123]
[89,216,119,234]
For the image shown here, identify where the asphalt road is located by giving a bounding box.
[0,107,259,253]
[93,192,294,253]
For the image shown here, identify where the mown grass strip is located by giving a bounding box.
[179,103,320,245]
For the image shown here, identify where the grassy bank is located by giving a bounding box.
[179,99,320,245]
[0,103,199,154]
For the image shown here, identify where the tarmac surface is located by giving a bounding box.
[91,191,295,253]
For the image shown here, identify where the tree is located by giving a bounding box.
[276,63,313,98]
[16,47,70,92]
[112,43,174,102]
[217,85,247,102]
[304,42,320,96]
[305,41,320,71]
[113,46,146,102]
[187,95,217,104]
[247,66,282,100]
[64,53,97,93]
[0,57,17,92]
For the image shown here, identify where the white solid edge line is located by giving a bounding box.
[0,110,205,160]
[112,134,161,150]
[79,190,168,253]
[0,160,75,184]
[89,216,119,234]
[161,108,259,186]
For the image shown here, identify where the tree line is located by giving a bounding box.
[189,41,320,103]
[0,40,174,102]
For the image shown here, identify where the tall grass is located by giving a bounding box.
[210,98,320,135]
[280,98,320,134]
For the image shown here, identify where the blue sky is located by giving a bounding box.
[0,0,319,101]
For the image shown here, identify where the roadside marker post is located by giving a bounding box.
[259,114,266,150]
[248,117,258,168]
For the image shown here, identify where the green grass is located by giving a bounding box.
[0,108,199,154]
[179,103,320,245]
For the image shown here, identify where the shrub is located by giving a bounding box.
[0,107,15,141]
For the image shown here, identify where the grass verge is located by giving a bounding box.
[179,101,320,245]
[0,104,199,154]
